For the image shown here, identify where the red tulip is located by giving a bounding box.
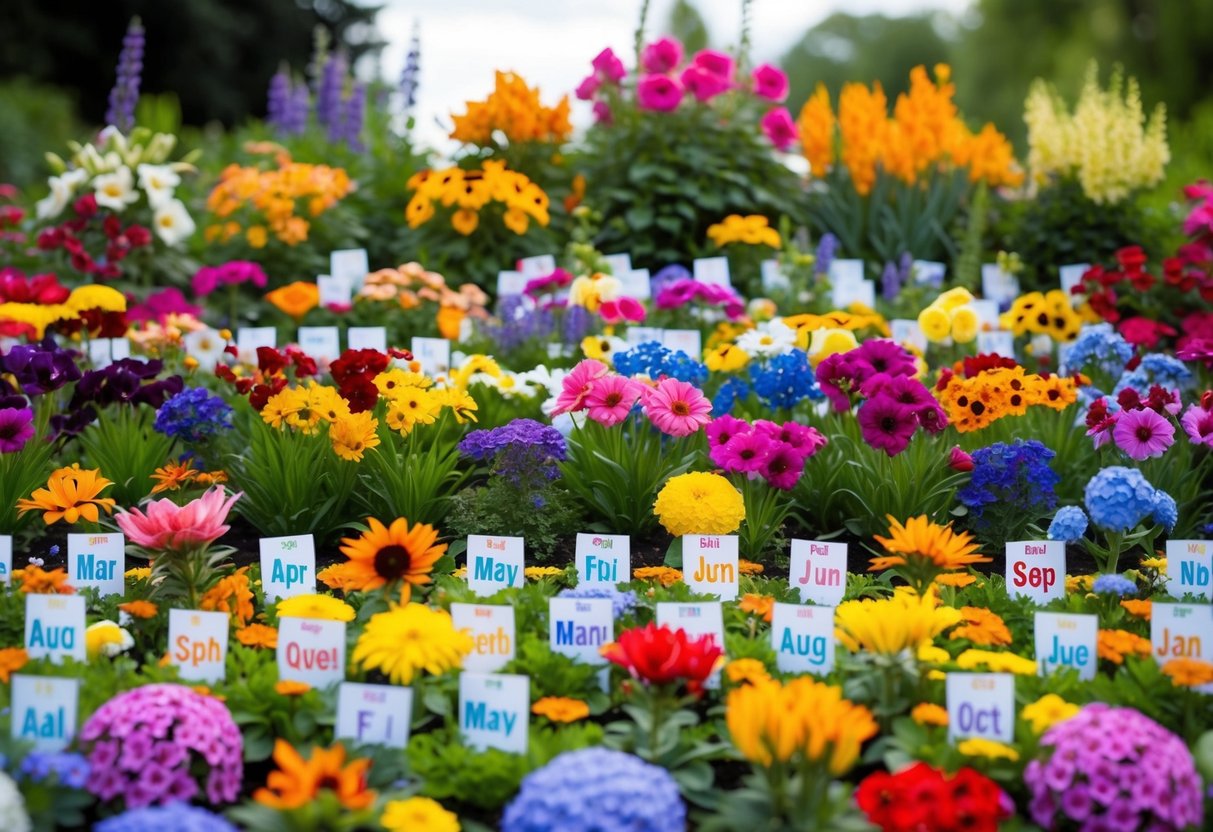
[601,622,722,693]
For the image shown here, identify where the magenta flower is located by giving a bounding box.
[591,47,626,83]
[637,74,684,112]
[690,49,735,80]
[680,64,731,102]
[115,487,241,554]
[1181,402,1213,448]
[192,261,268,297]
[949,446,974,472]
[0,406,34,453]
[585,375,642,427]
[858,393,917,456]
[641,37,684,74]
[815,353,857,412]
[760,107,798,150]
[1112,407,1175,460]
[642,378,711,436]
[717,429,774,473]
[127,287,202,323]
[751,63,789,102]
[551,359,609,415]
[575,75,601,101]
[599,296,646,324]
[851,339,919,382]
[705,414,748,450]
[761,443,808,490]
[753,419,826,456]
[592,100,613,124]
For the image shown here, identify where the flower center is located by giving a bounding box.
[1136,426,1154,442]
[671,401,691,416]
[604,392,622,406]
[373,544,411,580]
[880,416,897,432]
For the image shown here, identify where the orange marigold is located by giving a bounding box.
[950,606,1012,647]
[200,567,255,627]
[1161,658,1213,688]
[633,566,682,587]
[1121,599,1152,620]
[0,647,29,683]
[275,680,313,696]
[14,565,74,594]
[236,624,279,649]
[531,696,590,723]
[1096,628,1152,665]
[738,593,775,623]
[910,702,949,727]
[118,600,158,619]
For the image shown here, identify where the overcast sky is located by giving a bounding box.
[376,0,972,155]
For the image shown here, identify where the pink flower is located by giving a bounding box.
[637,74,684,112]
[691,49,735,80]
[717,430,774,473]
[1181,403,1213,448]
[642,37,684,74]
[642,378,711,436]
[949,446,974,472]
[575,75,601,101]
[857,392,917,456]
[753,419,826,457]
[1112,406,1175,460]
[761,443,808,490]
[751,64,789,102]
[0,407,34,453]
[585,376,642,427]
[1087,411,1118,449]
[761,107,798,150]
[592,100,613,124]
[680,65,731,102]
[599,296,646,324]
[551,359,609,415]
[592,47,626,83]
[706,415,748,450]
[115,487,241,553]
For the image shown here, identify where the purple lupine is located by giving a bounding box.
[897,251,913,287]
[340,82,366,150]
[814,232,837,276]
[400,21,421,116]
[562,304,591,345]
[316,52,346,127]
[880,260,901,300]
[266,69,291,130]
[105,18,145,132]
[285,80,310,135]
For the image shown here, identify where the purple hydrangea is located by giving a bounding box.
[501,748,685,832]
[18,751,89,788]
[1025,703,1203,831]
[79,684,243,809]
[105,18,144,132]
[460,418,567,487]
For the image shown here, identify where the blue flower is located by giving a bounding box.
[1059,323,1134,377]
[1152,490,1178,532]
[1092,574,1138,596]
[613,342,707,385]
[558,585,638,618]
[18,751,89,788]
[153,388,233,444]
[957,440,1059,524]
[750,349,822,410]
[501,748,685,832]
[459,418,567,485]
[95,804,238,832]
[711,377,750,415]
[1048,506,1089,542]
[1084,466,1159,533]
[1112,353,1193,396]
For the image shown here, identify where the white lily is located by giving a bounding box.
[137,163,180,207]
[35,168,89,220]
[93,166,139,212]
[152,198,196,246]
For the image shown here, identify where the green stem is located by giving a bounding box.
[647,689,663,763]
[228,284,240,329]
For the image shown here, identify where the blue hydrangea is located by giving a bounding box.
[1092,574,1138,596]
[153,387,233,443]
[501,748,685,832]
[1113,353,1194,396]
[1152,490,1178,532]
[1084,466,1159,533]
[711,377,751,415]
[1059,323,1134,377]
[95,804,238,832]
[558,585,638,618]
[750,349,822,410]
[613,342,707,385]
[957,440,1059,524]
[1047,506,1089,542]
[18,751,88,788]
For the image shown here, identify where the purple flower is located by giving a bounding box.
[716,429,774,473]
[880,260,901,301]
[0,407,34,453]
[399,22,421,114]
[105,18,144,132]
[815,233,837,276]
[316,52,346,127]
[2,341,82,395]
[857,393,917,456]
[1112,407,1175,460]
[1180,402,1213,447]
[266,69,292,130]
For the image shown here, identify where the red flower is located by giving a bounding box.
[1118,316,1176,349]
[1086,397,1110,429]
[330,349,391,387]
[948,446,974,472]
[962,353,1019,379]
[256,347,288,376]
[601,623,722,694]
[1086,289,1120,323]
[1117,387,1143,411]
[73,193,98,219]
[857,763,1006,832]
[126,225,152,247]
[1116,245,1147,274]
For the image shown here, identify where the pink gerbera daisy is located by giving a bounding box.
[857,392,917,456]
[584,375,642,427]
[642,378,711,436]
[550,359,609,415]
[1112,406,1175,460]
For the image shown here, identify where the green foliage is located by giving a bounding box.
[0,78,81,186]
[222,645,331,762]
[447,483,581,563]
[0,406,56,535]
[503,639,608,706]
[354,417,468,529]
[75,403,175,508]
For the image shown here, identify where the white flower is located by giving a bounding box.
[736,319,798,357]
[152,198,196,246]
[85,620,134,659]
[93,166,139,212]
[471,370,536,399]
[35,169,89,220]
[183,327,227,371]
[0,772,30,832]
[137,163,180,207]
[520,364,566,398]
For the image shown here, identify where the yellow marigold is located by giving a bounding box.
[738,593,774,623]
[955,648,1038,676]
[738,559,764,576]
[950,606,1012,647]
[1096,628,1152,665]
[653,472,745,537]
[836,590,963,654]
[1067,574,1095,593]
[1161,657,1213,688]
[524,566,564,581]
[531,696,590,723]
[910,702,949,727]
[1120,599,1152,620]
[125,567,152,581]
[632,566,682,587]
[275,593,355,622]
[381,797,461,832]
[707,215,780,248]
[275,680,312,696]
[1021,693,1080,733]
[1138,556,1166,571]
[725,658,772,686]
[118,600,158,620]
[957,738,1020,762]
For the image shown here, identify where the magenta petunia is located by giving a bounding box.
[690,49,735,80]
[705,414,748,450]
[637,74,684,112]
[716,429,774,474]
[760,107,798,150]
[1112,406,1175,460]
[591,47,627,83]
[751,63,790,102]
[761,442,809,490]
[857,392,918,456]
[680,64,731,102]
[641,37,684,74]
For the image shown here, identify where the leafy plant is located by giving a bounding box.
[75,404,175,508]
[354,416,469,528]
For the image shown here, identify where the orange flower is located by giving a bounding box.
[1161,657,1213,688]
[910,702,949,727]
[797,83,835,177]
[738,559,765,576]
[333,517,447,603]
[436,306,464,340]
[17,464,116,525]
[150,460,200,494]
[934,572,977,588]
[275,680,312,696]
[236,623,279,649]
[0,647,29,683]
[872,515,989,572]
[531,696,590,723]
[14,565,74,595]
[1121,599,1152,620]
[266,281,320,321]
[950,606,1012,647]
[200,567,255,627]
[119,600,158,619]
[254,739,375,810]
[632,566,682,587]
[738,593,774,623]
[1097,629,1152,665]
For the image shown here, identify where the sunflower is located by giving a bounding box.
[334,518,447,602]
[17,464,116,525]
[254,739,375,810]
[870,514,989,594]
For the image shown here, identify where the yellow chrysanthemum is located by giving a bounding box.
[653,472,745,537]
[381,797,461,832]
[1021,693,1080,733]
[352,603,473,684]
[910,703,949,727]
[275,593,356,622]
[835,590,962,654]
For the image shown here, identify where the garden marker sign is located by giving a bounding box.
[259,534,316,601]
[683,534,739,600]
[277,617,346,689]
[460,672,529,754]
[1035,612,1097,680]
[466,535,525,594]
[1167,540,1212,601]
[25,594,85,663]
[451,603,516,672]
[789,539,847,606]
[11,675,79,752]
[575,533,629,588]
[68,532,124,596]
[947,673,1015,743]
[168,609,229,683]
[336,682,413,749]
[1006,541,1065,604]
[771,602,835,675]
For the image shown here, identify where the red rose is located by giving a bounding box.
[601,622,722,693]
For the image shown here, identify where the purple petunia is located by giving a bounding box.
[0,407,34,453]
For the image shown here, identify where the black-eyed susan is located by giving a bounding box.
[332,517,447,602]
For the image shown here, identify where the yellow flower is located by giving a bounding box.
[632,566,682,587]
[835,590,962,654]
[451,209,479,236]
[910,703,949,727]
[125,567,153,581]
[726,677,877,774]
[950,306,979,344]
[955,648,1038,676]
[807,328,858,365]
[385,387,442,434]
[956,738,1019,762]
[704,344,750,373]
[66,284,126,315]
[1138,556,1166,572]
[382,797,461,832]
[275,593,356,622]
[653,472,745,537]
[374,369,432,395]
[918,305,951,342]
[85,621,133,659]
[531,696,590,723]
[329,411,380,461]
[725,658,772,686]
[871,515,989,573]
[524,566,564,581]
[17,464,116,525]
[1021,693,1080,733]
[352,603,473,685]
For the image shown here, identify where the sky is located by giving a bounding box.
[375,0,972,155]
